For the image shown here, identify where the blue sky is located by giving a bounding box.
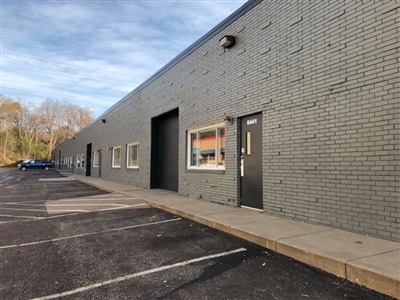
[1,0,246,117]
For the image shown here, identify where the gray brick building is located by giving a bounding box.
[54,0,400,241]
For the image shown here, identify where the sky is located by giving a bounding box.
[1,0,247,118]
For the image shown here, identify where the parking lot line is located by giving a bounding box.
[0,213,82,224]
[30,247,247,300]
[0,217,182,250]
[0,214,39,219]
[1,208,88,212]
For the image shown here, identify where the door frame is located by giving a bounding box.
[238,112,263,210]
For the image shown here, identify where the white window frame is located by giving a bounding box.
[76,155,81,168]
[126,142,139,169]
[187,123,225,170]
[93,150,99,167]
[81,154,85,169]
[112,146,121,168]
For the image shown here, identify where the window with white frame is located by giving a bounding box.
[188,124,225,169]
[126,143,139,168]
[76,154,81,168]
[112,146,121,168]
[69,157,73,168]
[81,154,85,169]
[93,151,99,167]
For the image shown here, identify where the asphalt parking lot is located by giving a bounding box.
[0,168,394,300]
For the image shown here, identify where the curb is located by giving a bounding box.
[68,174,399,299]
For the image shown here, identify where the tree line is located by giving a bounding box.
[0,95,94,166]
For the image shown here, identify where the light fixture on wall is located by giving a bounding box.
[224,115,233,125]
[101,118,106,123]
[219,35,235,48]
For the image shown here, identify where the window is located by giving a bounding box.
[127,143,139,168]
[81,154,85,169]
[69,157,73,168]
[93,151,99,167]
[76,155,81,168]
[188,124,225,169]
[112,147,121,168]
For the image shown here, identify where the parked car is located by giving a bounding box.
[18,160,54,171]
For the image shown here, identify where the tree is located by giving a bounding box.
[0,95,94,165]
[0,96,21,163]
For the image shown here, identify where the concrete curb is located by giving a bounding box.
[66,173,400,299]
[143,199,399,299]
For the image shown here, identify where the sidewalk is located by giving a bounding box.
[60,172,399,299]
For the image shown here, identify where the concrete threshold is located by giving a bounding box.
[59,172,400,299]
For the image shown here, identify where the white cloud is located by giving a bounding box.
[2,0,246,117]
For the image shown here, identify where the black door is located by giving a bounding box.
[240,113,263,209]
[58,150,61,170]
[151,109,179,192]
[86,143,92,176]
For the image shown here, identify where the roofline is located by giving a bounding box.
[77,0,263,135]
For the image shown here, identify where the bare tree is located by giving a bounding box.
[39,99,63,160]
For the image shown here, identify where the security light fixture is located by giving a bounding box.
[219,35,235,48]
[224,115,233,125]
[101,118,106,123]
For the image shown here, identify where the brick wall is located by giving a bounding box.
[55,0,399,241]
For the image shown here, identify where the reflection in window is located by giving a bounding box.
[127,143,139,168]
[188,124,225,169]
[112,147,121,168]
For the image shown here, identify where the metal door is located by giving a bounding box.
[240,113,263,210]
[151,109,179,192]
[86,143,92,176]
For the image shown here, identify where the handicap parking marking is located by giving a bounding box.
[0,217,182,250]
[30,247,246,300]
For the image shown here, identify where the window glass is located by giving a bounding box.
[112,147,121,168]
[93,151,99,167]
[199,129,216,167]
[81,154,85,168]
[218,127,225,166]
[190,133,198,167]
[76,155,81,168]
[188,124,225,169]
[127,144,138,168]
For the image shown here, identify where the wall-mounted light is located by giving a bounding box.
[107,146,112,150]
[101,119,106,123]
[224,115,233,125]
[219,35,235,48]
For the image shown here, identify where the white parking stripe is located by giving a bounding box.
[0,218,182,250]
[30,247,246,300]
[46,204,129,207]
[0,214,39,219]
[1,208,88,212]
[0,213,82,223]
[1,198,137,205]
[0,204,148,224]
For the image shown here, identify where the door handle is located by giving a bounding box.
[240,158,244,177]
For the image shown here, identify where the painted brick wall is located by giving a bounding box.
[55,0,399,241]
